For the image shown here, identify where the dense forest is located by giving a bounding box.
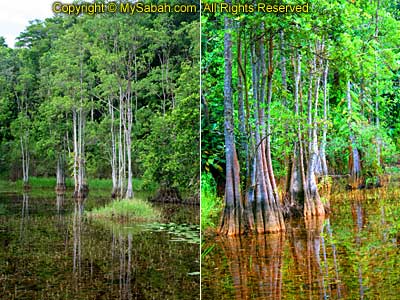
[0,6,199,198]
[202,0,400,235]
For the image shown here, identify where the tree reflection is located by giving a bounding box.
[19,193,29,240]
[110,232,135,300]
[287,217,344,299]
[217,233,285,299]
[56,192,64,215]
[73,202,83,277]
[350,193,366,299]
[214,217,347,300]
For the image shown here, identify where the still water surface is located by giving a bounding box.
[0,191,199,299]
[202,186,400,299]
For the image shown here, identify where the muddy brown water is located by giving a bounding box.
[202,187,400,299]
[0,191,199,299]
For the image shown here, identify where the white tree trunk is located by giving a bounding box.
[109,97,118,196]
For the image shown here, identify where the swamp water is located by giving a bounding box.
[202,186,400,299]
[0,191,199,299]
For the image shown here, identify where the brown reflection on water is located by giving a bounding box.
[206,217,345,300]
[287,217,343,299]
[216,233,284,300]
[203,188,400,299]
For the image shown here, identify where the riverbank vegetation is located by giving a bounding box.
[202,0,400,235]
[0,2,199,202]
[201,173,222,231]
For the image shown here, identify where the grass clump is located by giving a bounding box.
[201,172,223,231]
[88,198,161,222]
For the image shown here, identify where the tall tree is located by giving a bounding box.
[219,9,243,236]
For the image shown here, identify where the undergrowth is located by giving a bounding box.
[201,172,222,231]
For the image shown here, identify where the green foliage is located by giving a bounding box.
[201,172,222,230]
[202,0,400,190]
[0,7,199,195]
[139,59,200,194]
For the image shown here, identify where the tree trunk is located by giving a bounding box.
[265,31,279,201]
[347,80,362,188]
[280,30,292,200]
[73,108,79,195]
[320,60,329,176]
[249,29,285,234]
[109,97,118,198]
[286,49,325,218]
[20,134,29,188]
[219,11,243,236]
[237,28,247,167]
[73,53,88,200]
[118,86,125,197]
[285,51,305,215]
[304,46,325,217]
[56,152,66,192]
[125,78,134,199]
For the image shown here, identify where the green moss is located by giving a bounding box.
[87,198,161,222]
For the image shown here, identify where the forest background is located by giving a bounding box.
[201,0,400,232]
[0,0,200,199]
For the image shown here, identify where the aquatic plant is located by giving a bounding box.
[88,198,161,222]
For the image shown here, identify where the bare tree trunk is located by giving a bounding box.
[219,11,244,236]
[56,152,66,192]
[73,108,78,194]
[17,96,30,188]
[118,86,125,197]
[286,47,325,218]
[75,106,87,199]
[249,30,285,234]
[20,134,29,187]
[307,61,313,161]
[285,50,305,215]
[109,97,118,198]
[347,80,362,187]
[320,60,329,176]
[304,45,325,217]
[73,51,88,200]
[237,28,247,166]
[280,30,293,200]
[125,76,134,199]
[265,31,279,201]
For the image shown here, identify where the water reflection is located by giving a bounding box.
[73,202,83,276]
[1,193,199,299]
[109,233,134,300]
[206,217,345,300]
[56,192,64,214]
[19,193,29,239]
[324,219,342,299]
[350,195,365,299]
[203,187,400,299]
[286,217,345,299]
[216,233,284,299]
